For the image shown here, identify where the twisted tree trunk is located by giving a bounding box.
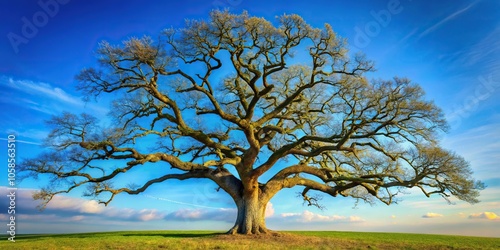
[227,181,270,234]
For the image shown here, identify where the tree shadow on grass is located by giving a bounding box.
[14,234,98,240]
[15,231,224,240]
[121,232,224,238]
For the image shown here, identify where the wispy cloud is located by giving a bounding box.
[0,137,42,145]
[397,27,419,45]
[397,2,478,44]
[17,214,87,223]
[422,212,444,219]
[142,194,228,210]
[0,128,48,145]
[442,122,500,180]
[418,1,479,39]
[2,77,81,105]
[1,76,108,115]
[458,28,500,69]
[280,210,364,223]
[164,208,236,223]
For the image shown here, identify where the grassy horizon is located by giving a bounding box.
[2,230,500,249]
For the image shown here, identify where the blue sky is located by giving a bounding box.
[1,0,499,237]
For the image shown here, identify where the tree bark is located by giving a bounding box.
[227,183,269,234]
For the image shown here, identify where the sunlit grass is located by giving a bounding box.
[2,230,499,249]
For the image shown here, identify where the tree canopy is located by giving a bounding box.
[21,10,484,234]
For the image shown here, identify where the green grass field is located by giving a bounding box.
[2,230,499,250]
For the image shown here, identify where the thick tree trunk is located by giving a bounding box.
[227,186,269,234]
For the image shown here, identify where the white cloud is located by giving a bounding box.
[173,209,203,220]
[280,210,364,223]
[349,216,365,222]
[281,213,297,218]
[45,195,105,214]
[265,202,274,218]
[101,207,137,219]
[422,212,443,218]
[17,214,87,223]
[0,187,167,223]
[469,212,500,221]
[79,200,106,214]
[137,209,165,221]
[0,186,238,226]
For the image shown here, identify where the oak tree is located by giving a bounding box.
[21,11,484,234]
